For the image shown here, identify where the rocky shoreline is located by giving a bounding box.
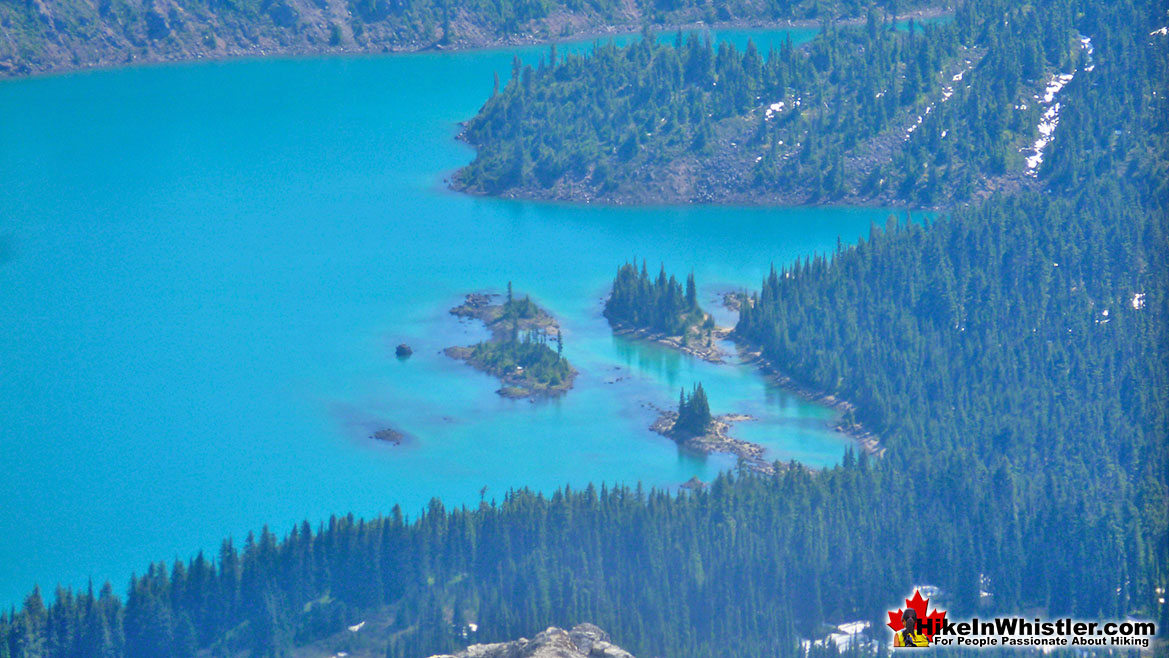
[1,6,949,80]
[651,409,776,475]
[449,162,946,211]
[628,291,883,457]
[716,291,884,456]
[730,338,884,457]
[445,292,577,401]
[610,322,731,365]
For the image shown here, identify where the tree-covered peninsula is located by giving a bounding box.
[603,262,723,361]
[454,0,1099,207]
[445,287,576,398]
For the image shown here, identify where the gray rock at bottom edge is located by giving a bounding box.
[427,623,635,658]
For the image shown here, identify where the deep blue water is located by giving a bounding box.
[0,28,894,606]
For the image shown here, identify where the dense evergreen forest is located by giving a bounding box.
[454,0,1102,206]
[603,262,707,335]
[1,0,1165,657]
[0,0,935,78]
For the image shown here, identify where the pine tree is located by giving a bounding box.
[675,383,712,437]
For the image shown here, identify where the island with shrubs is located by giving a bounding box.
[445,284,576,400]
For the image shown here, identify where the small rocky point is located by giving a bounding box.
[428,624,634,658]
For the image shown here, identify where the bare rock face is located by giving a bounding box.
[428,624,635,658]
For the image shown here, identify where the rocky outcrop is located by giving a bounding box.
[429,624,635,658]
[371,428,406,445]
[651,410,775,475]
[609,322,730,365]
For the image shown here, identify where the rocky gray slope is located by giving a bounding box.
[429,624,634,658]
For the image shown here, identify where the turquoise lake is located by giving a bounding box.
[0,28,896,606]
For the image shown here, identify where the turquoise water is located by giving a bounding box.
[0,29,891,606]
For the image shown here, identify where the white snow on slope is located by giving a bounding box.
[1022,36,1095,174]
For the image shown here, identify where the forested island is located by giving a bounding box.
[453,2,1099,207]
[603,262,725,362]
[1,0,1165,656]
[445,287,576,399]
[0,0,942,79]
[650,383,772,473]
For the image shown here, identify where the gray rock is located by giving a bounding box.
[427,624,634,658]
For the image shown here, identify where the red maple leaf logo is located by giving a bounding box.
[887,589,947,642]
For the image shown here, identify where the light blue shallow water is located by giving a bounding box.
[0,28,893,606]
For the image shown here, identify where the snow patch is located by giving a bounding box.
[764,101,786,120]
[1023,69,1078,174]
[1042,73,1075,104]
[912,584,944,599]
[905,105,934,138]
[1080,35,1095,71]
[803,621,878,655]
[1151,27,1168,36]
[838,621,870,635]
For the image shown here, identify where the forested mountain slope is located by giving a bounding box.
[454,1,1108,206]
[0,0,936,78]
[0,1,1164,657]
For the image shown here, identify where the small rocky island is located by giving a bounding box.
[445,285,577,400]
[604,262,729,363]
[370,427,407,445]
[651,383,773,475]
